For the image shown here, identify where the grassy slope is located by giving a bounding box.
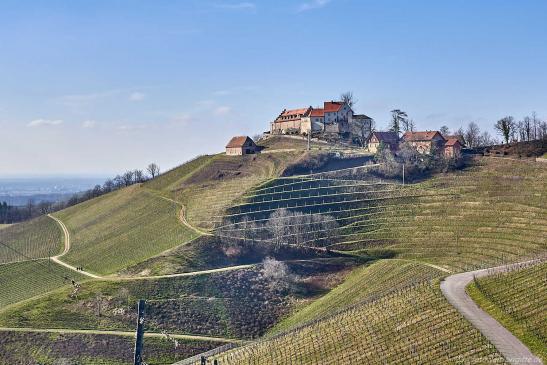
[55,185,196,275]
[0,260,355,339]
[0,331,219,365]
[0,260,86,307]
[202,284,506,364]
[467,262,546,362]
[0,215,62,264]
[271,259,445,333]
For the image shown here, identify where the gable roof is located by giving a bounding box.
[274,106,312,123]
[444,134,465,145]
[310,108,325,117]
[281,108,310,117]
[371,131,399,144]
[402,131,445,142]
[445,138,461,147]
[353,114,372,120]
[226,136,255,148]
[324,101,345,113]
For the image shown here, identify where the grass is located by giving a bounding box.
[54,185,197,275]
[0,260,86,308]
[0,330,219,365]
[0,215,63,264]
[200,284,506,364]
[0,260,355,340]
[467,261,546,362]
[271,259,446,333]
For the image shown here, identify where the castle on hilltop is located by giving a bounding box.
[270,100,372,138]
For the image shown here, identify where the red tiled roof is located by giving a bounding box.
[226,136,254,148]
[445,138,461,147]
[324,101,344,113]
[371,131,399,144]
[310,108,325,117]
[281,108,310,117]
[402,131,445,142]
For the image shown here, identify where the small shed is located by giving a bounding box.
[444,138,462,158]
[225,136,257,156]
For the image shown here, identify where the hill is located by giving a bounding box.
[0,151,545,364]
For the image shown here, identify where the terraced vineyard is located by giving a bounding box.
[55,185,196,275]
[468,261,547,361]
[0,259,86,307]
[194,284,506,364]
[0,215,62,264]
[218,158,547,272]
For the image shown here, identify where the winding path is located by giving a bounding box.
[440,260,543,365]
[0,327,244,344]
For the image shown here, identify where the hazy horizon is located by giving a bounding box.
[2,0,546,175]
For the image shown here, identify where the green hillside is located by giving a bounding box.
[198,284,505,364]
[0,215,63,264]
[271,259,445,333]
[0,259,86,307]
[468,261,546,361]
[55,185,197,275]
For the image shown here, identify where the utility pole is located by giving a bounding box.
[307,132,311,151]
[134,299,146,365]
[402,164,405,186]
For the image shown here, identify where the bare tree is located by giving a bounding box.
[133,169,145,183]
[440,125,450,136]
[478,131,496,146]
[494,116,515,144]
[146,163,160,179]
[122,171,134,186]
[464,122,481,148]
[340,91,357,109]
[350,117,374,147]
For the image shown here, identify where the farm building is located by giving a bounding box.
[368,131,399,153]
[444,138,462,158]
[225,136,257,156]
[402,131,446,154]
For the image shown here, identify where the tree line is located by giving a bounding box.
[386,109,547,147]
[0,163,160,224]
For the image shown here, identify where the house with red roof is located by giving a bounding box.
[368,131,400,153]
[402,131,446,154]
[225,136,258,156]
[443,138,462,158]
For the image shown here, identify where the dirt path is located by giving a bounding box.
[440,260,543,364]
[0,326,244,344]
[156,195,213,236]
[48,214,101,279]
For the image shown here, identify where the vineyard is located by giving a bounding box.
[215,157,547,272]
[0,259,356,340]
[0,259,86,307]
[54,185,197,275]
[271,259,446,333]
[468,261,547,361]
[0,215,63,264]
[0,154,545,364]
[190,284,506,364]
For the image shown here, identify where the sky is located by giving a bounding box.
[1,0,546,176]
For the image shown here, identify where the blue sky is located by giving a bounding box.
[1,0,546,176]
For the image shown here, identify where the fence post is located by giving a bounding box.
[133,299,146,365]
[201,356,207,365]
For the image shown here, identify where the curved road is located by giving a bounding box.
[440,260,543,364]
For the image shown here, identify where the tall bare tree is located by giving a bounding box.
[146,163,160,179]
[464,122,481,148]
[340,91,357,109]
[494,116,515,144]
[440,125,450,136]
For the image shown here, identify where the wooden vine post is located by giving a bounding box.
[134,299,146,365]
